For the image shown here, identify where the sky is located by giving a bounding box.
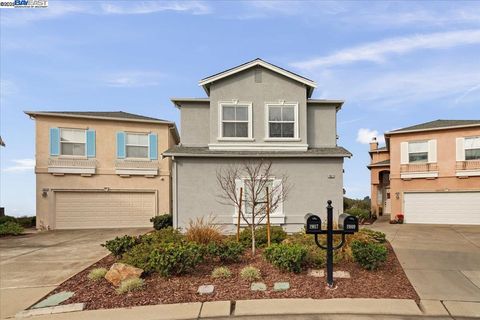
[1,1,480,217]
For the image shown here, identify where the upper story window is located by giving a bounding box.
[126,133,149,158]
[408,141,428,163]
[465,136,480,160]
[60,128,86,156]
[219,102,252,139]
[266,102,298,139]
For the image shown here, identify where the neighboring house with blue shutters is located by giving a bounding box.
[25,111,179,230]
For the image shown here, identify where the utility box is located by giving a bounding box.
[305,214,322,234]
[338,213,359,234]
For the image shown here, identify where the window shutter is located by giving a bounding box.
[149,133,158,160]
[271,179,283,215]
[49,128,60,156]
[456,137,465,161]
[86,129,96,158]
[400,142,409,164]
[428,139,437,163]
[116,131,126,159]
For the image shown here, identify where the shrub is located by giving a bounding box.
[140,227,184,245]
[211,266,232,279]
[345,208,370,221]
[116,278,144,294]
[358,229,386,243]
[185,216,223,245]
[16,216,36,228]
[240,266,261,281]
[122,242,203,276]
[102,235,139,257]
[239,226,287,248]
[207,239,245,263]
[264,243,307,273]
[351,240,388,270]
[0,222,24,236]
[88,268,107,281]
[0,216,17,225]
[150,214,172,230]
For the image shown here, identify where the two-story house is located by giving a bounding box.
[368,120,480,225]
[25,111,179,229]
[163,59,351,232]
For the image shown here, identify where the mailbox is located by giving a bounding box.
[338,213,359,234]
[305,214,322,234]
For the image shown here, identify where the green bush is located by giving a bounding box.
[87,268,107,281]
[207,240,245,263]
[140,227,184,245]
[345,208,370,220]
[102,235,139,257]
[116,278,144,294]
[211,266,232,279]
[15,216,36,228]
[351,240,388,270]
[122,242,203,277]
[150,214,172,230]
[264,243,307,273]
[0,221,24,236]
[239,226,287,248]
[358,229,386,243]
[0,216,17,225]
[240,266,261,281]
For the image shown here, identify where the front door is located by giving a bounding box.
[383,188,391,215]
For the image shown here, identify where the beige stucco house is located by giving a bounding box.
[368,120,480,224]
[164,59,351,232]
[25,111,179,229]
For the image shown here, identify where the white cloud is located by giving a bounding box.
[101,1,211,15]
[356,128,385,145]
[3,159,35,173]
[291,29,480,69]
[104,71,164,88]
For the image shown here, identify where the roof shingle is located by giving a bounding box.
[387,120,480,134]
[25,111,170,122]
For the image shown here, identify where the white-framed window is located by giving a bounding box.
[126,133,149,158]
[465,136,480,160]
[408,141,428,163]
[235,178,283,216]
[219,101,252,139]
[60,128,86,156]
[266,102,298,139]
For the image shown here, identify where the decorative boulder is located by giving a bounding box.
[105,263,143,287]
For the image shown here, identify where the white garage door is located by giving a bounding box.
[404,192,480,225]
[55,191,156,229]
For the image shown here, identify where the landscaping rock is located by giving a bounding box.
[333,271,351,278]
[308,269,324,277]
[197,285,214,295]
[105,263,143,287]
[250,282,267,291]
[273,282,290,291]
[31,291,75,309]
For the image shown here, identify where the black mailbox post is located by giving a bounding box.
[305,201,359,288]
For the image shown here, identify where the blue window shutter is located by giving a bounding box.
[116,131,126,159]
[50,128,60,156]
[86,130,96,158]
[149,133,158,160]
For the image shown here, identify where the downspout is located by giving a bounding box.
[172,156,178,229]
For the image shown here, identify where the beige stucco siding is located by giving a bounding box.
[34,115,175,229]
[174,157,344,233]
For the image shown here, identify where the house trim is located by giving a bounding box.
[264,101,299,141]
[400,171,439,179]
[208,143,309,151]
[217,100,253,141]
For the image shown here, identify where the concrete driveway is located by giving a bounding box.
[372,219,480,304]
[0,228,150,319]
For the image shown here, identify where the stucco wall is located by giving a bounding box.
[174,157,344,233]
[34,115,174,229]
[180,103,210,146]
[307,105,337,147]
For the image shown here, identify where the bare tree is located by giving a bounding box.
[216,159,289,255]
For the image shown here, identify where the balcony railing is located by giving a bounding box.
[400,163,438,173]
[48,158,97,175]
[115,159,159,176]
[456,160,480,171]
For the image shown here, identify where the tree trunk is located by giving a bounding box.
[251,208,256,255]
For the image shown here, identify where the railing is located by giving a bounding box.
[48,158,97,168]
[456,160,480,170]
[400,163,438,173]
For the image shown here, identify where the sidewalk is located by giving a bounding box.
[10,298,480,319]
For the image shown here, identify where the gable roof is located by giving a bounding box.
[386,119,480,135]
[198,58,317,97]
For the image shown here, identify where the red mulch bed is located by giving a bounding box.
[46,243,418,310]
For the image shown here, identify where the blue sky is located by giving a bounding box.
[1,1,480,216]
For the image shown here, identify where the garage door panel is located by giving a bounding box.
[55,192,156,229]
[404,192,480,225]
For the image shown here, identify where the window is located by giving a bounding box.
[60,128,86,156]
[126,133,149,158]
[408,141,428,163]
[465,137,480,160]
[242,179,274,215]
[221,103,250,138]
[267,103,296,138]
